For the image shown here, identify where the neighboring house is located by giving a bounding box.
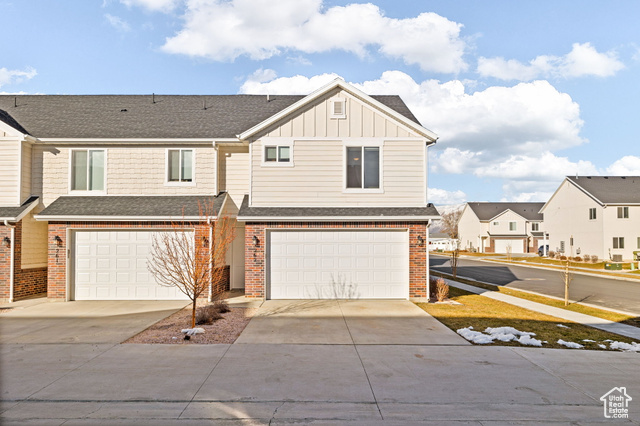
[0,79,440,302]
[457,202,545,254]
[428,232,457,251]
[541,176,640,261]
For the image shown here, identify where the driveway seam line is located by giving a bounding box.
[177,343,233,419]
[337,300,383,421]
[25,343,119,401]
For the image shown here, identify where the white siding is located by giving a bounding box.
[603,205,640,261]
[488,211,527,235]
[457,206,483,251]
[218,146,249,214]
[21,211,48,268]
[250,139,425,207]
[34,145,217,207]
[21,141,32,203]
[0,140,20,206]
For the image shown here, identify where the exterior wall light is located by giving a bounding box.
[252,235,259,247]
[54,235,63,247]
[202,236,209,248]
[417,235,424,247]
[3,236,10,248]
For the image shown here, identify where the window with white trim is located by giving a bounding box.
[589,208,596,220]
[493,221,499,226]
[167,149,193,183]
[265,145,290,163]
[509,222,517,231]
[618,206,629,218]
[531,223,539,231]
[346,146,379,189]
[613,237,624,249]
[330,99,346,119]
[71,149,105,191]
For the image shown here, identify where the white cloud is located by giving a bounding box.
[478,43,625,81]
[428,187,467,205]
[0,67,37,88]
[474,152,598,180]
[606,155,640,175]
[105,14,131,32]
[120,0,181,12]
[240,71,340,94]
[160,0,468,73]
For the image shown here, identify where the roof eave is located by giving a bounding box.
[236,215,441,222]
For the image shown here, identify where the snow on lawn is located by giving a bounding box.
[556,324,570,329]
[557,339,584,349]
[608,341,640,352]
[456,326,542,346]
[582,339,596,343]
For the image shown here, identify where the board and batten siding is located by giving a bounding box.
[251,139,425,207]
[21,211,48,268]
[218,146,249,214]
[0,140,21,206]
[33,145,217,207]
[21,141,32,203]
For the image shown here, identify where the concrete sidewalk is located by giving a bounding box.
[445,278,640,340]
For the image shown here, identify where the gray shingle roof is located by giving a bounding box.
[237,196,439,220]
[0,94,420,139]
[0,196,39,220]
[567,176,640,204]
[466,202,544,221]
[37,194,226,219]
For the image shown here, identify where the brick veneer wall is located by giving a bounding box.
[244,222,428,299]
[47,221,230,301]
[0,221,48,302]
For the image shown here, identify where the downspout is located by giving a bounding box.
[426,219,432,301]
[4,220,15,303]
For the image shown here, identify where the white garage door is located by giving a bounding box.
[268,230,409,299]
[494,239,525,254]
[73,230,191,300]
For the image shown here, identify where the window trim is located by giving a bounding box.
[492,221,499,226]
[618,206,629,219]
[165,148,196,186]
[343,140,384,194]
[260,140,294,167]
[68,148,107,195]
[509,221,517,231]
[613,237,625,249]
[330,98,347,119]
[531,222,539,231]
[589,207,597,220]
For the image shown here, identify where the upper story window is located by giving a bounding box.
[531,223,539,231]
[346,146,379,190]
[167,149,193,184]
[509,222,517,231]
[493,221,499,226]
[262,141,293,166]
[71,149,105,191]
[330,99,346,119]
[613,237,625,249]
[589,208,597,220]
[618,206,629,218]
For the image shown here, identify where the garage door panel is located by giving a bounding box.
[494,239,525,254]
[269,230,408,300]
[74,230,190,300]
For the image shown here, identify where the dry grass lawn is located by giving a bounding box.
[418,287,639,350]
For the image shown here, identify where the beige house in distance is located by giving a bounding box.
[457,202,545,254]
[540,176,640,261]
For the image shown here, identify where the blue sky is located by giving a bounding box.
[2,0,639,205]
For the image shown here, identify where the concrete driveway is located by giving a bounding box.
[0,299,188,344]
[235,299,469,345]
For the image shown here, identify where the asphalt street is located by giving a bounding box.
[429,254,640,315]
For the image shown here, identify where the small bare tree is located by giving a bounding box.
[450,239,461,279]
[505,243,512,262]
[440,208,463,240]
[148,201,236,328]
[562,256,573,306]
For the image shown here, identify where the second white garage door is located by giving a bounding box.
[494,239,525,254]
[73,230,191,300]
[268,230,409,299]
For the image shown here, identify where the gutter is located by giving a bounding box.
[3,220,15,303]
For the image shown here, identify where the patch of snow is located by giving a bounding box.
[518,335,543,347]
[582,339,596,342]
[556,324,570,329]
[457,327,494,344]
[608,341,640,352]
[557,339,583,349]
[598,344,607,349]
[485,326,536,337]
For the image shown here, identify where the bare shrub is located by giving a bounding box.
[573,256,582,262]
[560,255,567,261]
[212,299,230,314]
[548,251,556,258]
[196,305,223,325]
[435,278,449,302]
[429,276,440,299]
[583,254,591,262]
[591,255,598,263]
